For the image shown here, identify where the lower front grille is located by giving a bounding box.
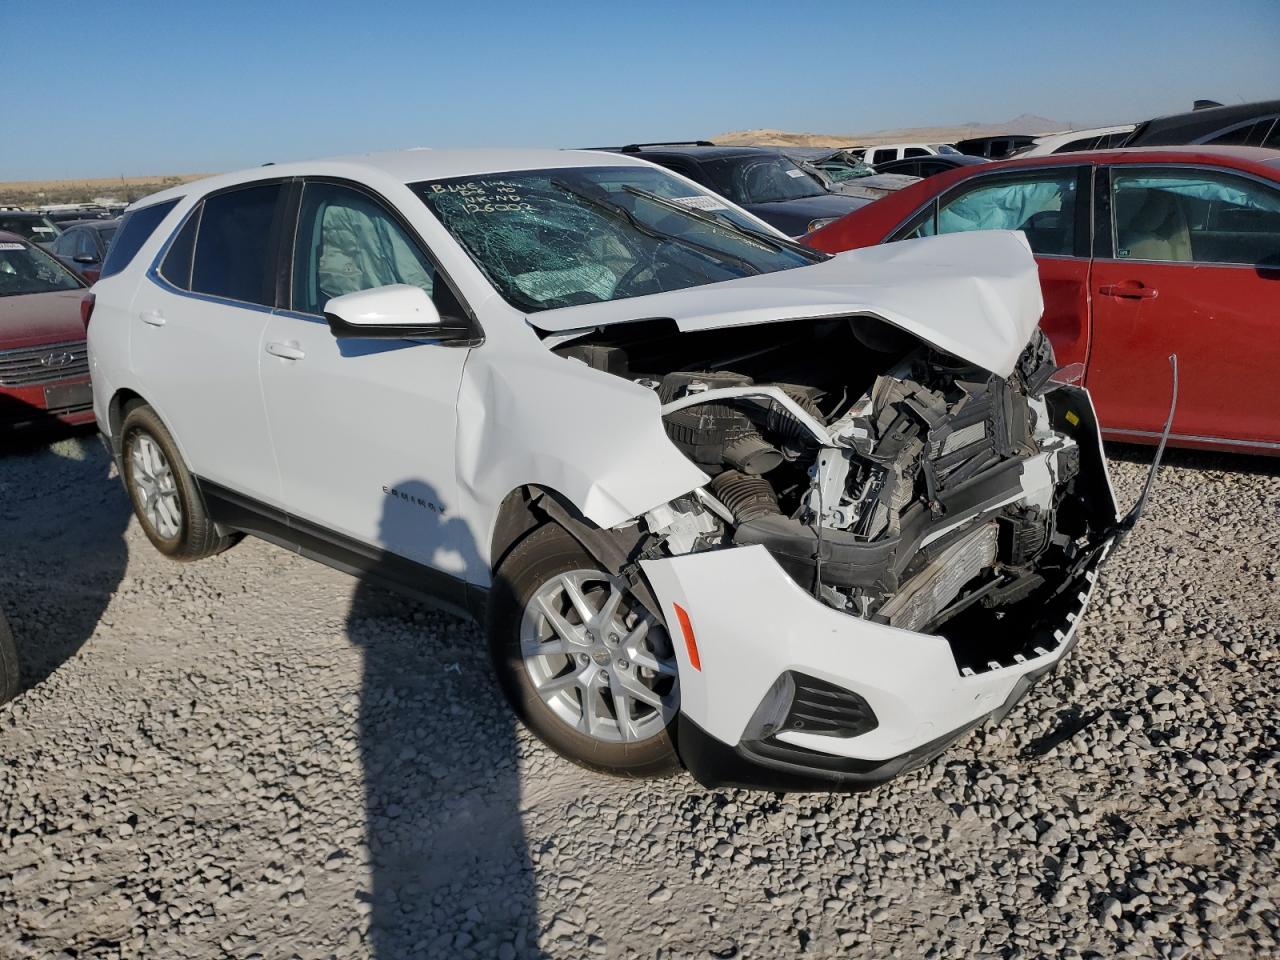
[0,340,89,386]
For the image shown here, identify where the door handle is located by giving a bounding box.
[265,341,305,361]
[139,309,166,326]
[1098,280,1158,300]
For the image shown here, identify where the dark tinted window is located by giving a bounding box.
[191,183,283,305]
[159,207,200,289]
[1266,119,1280,149]
[99,199,180,279]
[1208,120,1268,146]
[904,147,929,158]
[870,149,895,165]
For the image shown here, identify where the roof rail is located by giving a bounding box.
[618,141,716,152]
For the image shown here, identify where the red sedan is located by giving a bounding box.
[0,231,94,432]
[807,146,1280,455]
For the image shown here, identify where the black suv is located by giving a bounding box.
[1125,99,1280,148]
[593,142,869,237]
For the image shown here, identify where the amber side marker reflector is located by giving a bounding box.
[673,603,701,672]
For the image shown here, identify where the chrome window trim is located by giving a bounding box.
[1105,427,1280,450]
[1100,161,1280,267]
[1195,114,1280,146]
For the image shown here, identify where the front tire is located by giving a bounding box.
[120,404,232,561]
[489,523,681,778]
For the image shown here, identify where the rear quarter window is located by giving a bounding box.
[99,199,180,280]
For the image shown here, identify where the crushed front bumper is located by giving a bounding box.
[641,542,1107,792]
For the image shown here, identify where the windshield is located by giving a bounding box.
[811,156,876,182]
[935,145,962,155]
[0,215,62,243]
[0,240,83,297]
[700,155,828,204]
[413,166,822,312]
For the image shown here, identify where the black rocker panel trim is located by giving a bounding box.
[197,478,486,622]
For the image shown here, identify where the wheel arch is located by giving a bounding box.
[487,483,663,623]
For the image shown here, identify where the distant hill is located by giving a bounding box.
[714,115,1072,149]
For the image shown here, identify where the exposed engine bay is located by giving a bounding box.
[556,314,1117,675]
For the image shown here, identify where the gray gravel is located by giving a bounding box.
[1,431,1277,959]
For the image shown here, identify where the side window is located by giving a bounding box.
[291,181,437,317]
[1263,119,1280,149]
[931,170,1079,256]
[159,207,200,289]
[904,147,929,158]
[870,149,895,165]
[1111,168,1280,266]
[52,231,76,256]
[1207,120,1267,146]
[190,182,284,306]
[99,199,179,280]
[76,231,98,260]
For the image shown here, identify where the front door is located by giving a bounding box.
[898,165,1095,367]
[1086,165,1280,447]
[259,179,479,591]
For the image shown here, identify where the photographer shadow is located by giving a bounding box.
[346,479,543,959]
[0,402,129,695]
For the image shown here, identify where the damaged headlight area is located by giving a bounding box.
[558,314,1117,677]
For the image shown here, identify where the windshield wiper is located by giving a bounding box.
[551,179,763,276]
[621,185,828,261]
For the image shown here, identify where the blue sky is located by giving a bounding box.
[5,0,1278,181]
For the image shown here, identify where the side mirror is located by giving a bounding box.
[322,284,471,341]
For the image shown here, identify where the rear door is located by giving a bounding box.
[1086,164,1280,447]
[131,181,287,502]
[259,178,477,594]
[894,165,1095,367]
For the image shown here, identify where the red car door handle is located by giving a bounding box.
[1098,280,1158,300]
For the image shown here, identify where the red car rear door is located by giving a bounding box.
[1086,164,1280,450]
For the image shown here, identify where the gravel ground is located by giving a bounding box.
[1,430,1277,960]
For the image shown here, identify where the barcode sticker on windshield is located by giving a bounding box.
[786,169,807,178]
[672,195,729,211]
[0,242,24,250]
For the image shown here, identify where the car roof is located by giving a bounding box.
[981,144,1280,173]
[1130,99,1280,144]
[601,144,786,161]
[131,148,662,210]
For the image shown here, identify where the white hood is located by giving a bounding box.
[531,230,1044,379]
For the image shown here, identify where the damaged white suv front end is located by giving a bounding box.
[520,232,1122,790]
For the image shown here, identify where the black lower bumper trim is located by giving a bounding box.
[677,652,1063,793]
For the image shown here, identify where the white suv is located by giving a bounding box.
[88,148,1123,790]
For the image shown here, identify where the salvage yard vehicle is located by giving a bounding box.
[0,231,94,431]
[0,211,62,249]
[779,148,921,202]
[873,153,990,179]
[594,142,870,237]
[50,218,119,284]
[89,148,1129,790]
[808,146,1280,455]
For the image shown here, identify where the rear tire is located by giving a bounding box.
[489,523,681,779]
[0,609,18,705]
[120,405,232,561]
